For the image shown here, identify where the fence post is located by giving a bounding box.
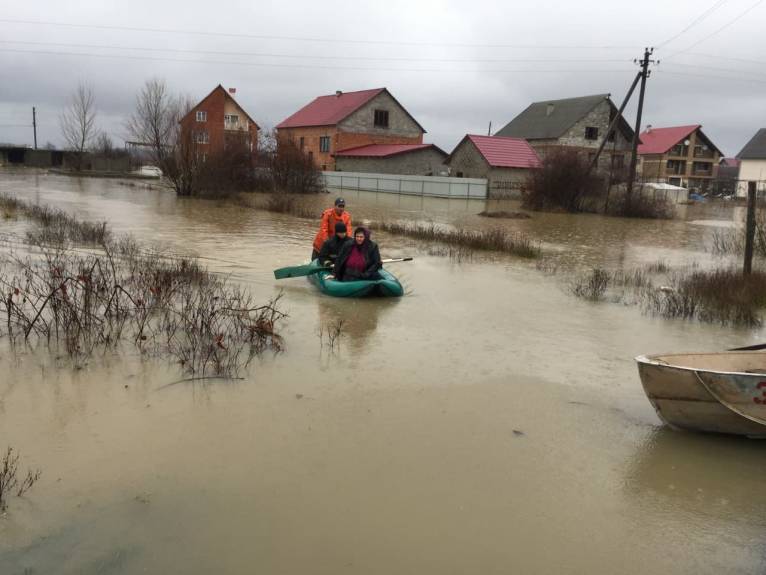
[744,181,757,275]
[421,179,425,197]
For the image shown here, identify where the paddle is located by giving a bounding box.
[274,258,413,280]
[728,343,766,351]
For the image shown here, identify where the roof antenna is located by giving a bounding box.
[487,121,492,136]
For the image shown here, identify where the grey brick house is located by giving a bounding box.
[494,94,634,175]
[446,134,541,199]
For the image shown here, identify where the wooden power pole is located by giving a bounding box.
[32,106,37,150]
[626,47,657,203]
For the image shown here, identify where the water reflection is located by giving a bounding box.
[315,295,398,353]
[624,427,766,520]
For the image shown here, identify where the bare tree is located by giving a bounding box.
[126,78,199,196]
[59,82,97,170]
[92,131,114,157]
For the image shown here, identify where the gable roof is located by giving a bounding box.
[334,143,446,158]
[181,84,259,128]
[720,157,740,167]
[737,128,766,160]
[275,88,426,133]
[637,125,701,154]
[495,94,633,141]
[449,135,541,169]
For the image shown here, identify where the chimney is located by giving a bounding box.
[646,124,652,133]
[335,90,343,97]
[228,87,237,94]
[546,103,554,117]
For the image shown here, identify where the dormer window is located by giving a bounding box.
[196,110,207,122]
[585,126,599,140]
[374,109,389,128]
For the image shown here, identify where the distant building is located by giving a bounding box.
[637,125,722,192]
[179,85,259,159]
[736,128,766,197]
[334,143,447,176]
[717,157,741,196]
[276,88,425,171]
[494,93,633,175]
[445,134,541,198]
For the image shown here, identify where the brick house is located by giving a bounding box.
[334,143,447,175]
[494,94,634,175]
[179,85,259,158]
[275,88,425,170]
[446,135,541,199]
[637,125,722,191]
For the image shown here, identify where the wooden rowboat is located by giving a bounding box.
[635,351,766,438]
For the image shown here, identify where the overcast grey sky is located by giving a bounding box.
[1,0,765,156]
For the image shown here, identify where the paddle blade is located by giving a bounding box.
[274,263,328,279]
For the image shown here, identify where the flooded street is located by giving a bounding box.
[1,171,765,574]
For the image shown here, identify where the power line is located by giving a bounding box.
[0,18,640,50]
[663,61,766,79]
[684,51,766,66]
[663,0,764,59]
[655,0,728,48]
[0,47,635,74]
[0,40,631,64]
[655,68,766,85]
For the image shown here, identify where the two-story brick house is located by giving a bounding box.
[494,94,634,175]
[275,88,425,171]
[179,85,259,158]
[637,125,722,191]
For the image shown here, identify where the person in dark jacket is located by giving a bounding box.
[316,222,351,265]
[334,227,382,281]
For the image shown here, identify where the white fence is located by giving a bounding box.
[322,171,487,199]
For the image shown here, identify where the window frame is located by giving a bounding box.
[319,136,331,153]
[373,109,390,128]
[196,110,207,122]
[584,126,599,141]
[195,130,209,144]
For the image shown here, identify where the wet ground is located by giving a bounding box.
[0,170,764,574]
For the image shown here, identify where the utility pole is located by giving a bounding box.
[32,106,37,149]
[626,47,657,203]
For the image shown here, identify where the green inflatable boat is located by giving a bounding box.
[307,260,404,298]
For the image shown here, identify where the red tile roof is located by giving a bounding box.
[721,157,740,167]
[334,143,445,158]
[637,125,700,155]
[276,88,386,129]
[459,135,541,169]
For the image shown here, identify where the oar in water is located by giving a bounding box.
[274,258,413,280]
[728,343,766,351]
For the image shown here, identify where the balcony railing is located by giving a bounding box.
[693,149,714,158]
[224,120,247,131]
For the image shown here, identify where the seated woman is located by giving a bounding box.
[316,222,351,265]
[334,227,382,282]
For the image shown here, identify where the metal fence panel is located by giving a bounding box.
[322,171,487,199]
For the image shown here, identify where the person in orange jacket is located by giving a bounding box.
[312,197,352,260]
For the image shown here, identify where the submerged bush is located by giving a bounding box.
[571,268,610,300]
[606,192,674,220]
[0,447,41,512]
[522,148,604,213]
[368,221,540,259]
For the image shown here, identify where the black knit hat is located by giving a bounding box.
[334,222,347,234]
[334,197,346,206]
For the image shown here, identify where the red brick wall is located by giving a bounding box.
[277,126,423,170]
[180,87,258,157]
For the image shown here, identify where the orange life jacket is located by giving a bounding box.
[313,208,352,252]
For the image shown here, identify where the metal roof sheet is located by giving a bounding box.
[334,143,445,158]
[457,135,541,169]
[495,94,626,140]
[637,125,700,154]
[275,88,385,128]
[737,128,766,160]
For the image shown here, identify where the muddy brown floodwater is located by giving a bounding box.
[1,170,765,574]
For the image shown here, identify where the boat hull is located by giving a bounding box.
[308,261,404,298]
[636,352,766,438]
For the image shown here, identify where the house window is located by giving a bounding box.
[374,109,389,128]
[195,130,209,144]
[456,171,464,178]
[584,126,599,140]
[196,110,207,122]
[299,137,305,150]
[308,151,314,163]
[224,114,239,127]
[319,136,331,153]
